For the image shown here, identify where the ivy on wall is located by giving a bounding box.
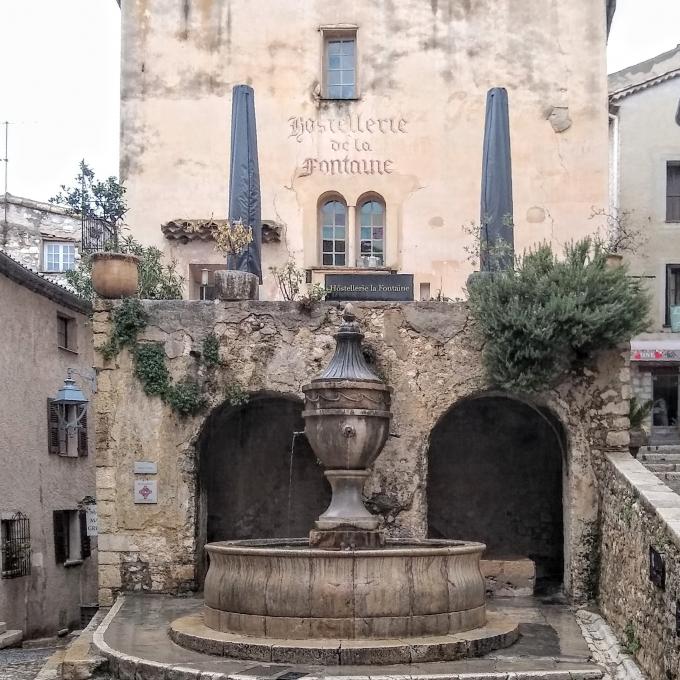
[98,299,247,416]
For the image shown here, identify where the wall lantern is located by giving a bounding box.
[52,369,89,433]
[649,545,666,589]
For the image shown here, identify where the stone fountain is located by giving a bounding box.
[170,305,518,664]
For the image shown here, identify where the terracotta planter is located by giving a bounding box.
[629,428,648,458]
[214,270,259,301]
[90,252,140,299]
[606,253,624,268]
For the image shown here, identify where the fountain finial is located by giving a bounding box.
[342,303,355,322]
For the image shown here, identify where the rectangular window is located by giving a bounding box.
[666,264,680,325]
[57,314,77,351]
[53,510,90,565]
[44,241,76,272]
[324,32,356,100]
[1,513,31,579]
[668,162,680,222]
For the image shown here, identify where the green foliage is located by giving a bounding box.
[270,260,304,301]
[629,397,653,430]
[467,239,649,393]
[225,383,250,407]
[65,255,95,303]
[99,298,149,361]
[623,622,641,656]
[202,333,221,368]
[51,160,127,228]
[133,343,171,397]
[166,380,206,416]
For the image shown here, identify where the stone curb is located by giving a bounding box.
[61,608,109,680]
[92,596,605,680]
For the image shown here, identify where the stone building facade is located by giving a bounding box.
[119,0,615,300]
[0,251,97,640]
[92,299,630,608]
[609,46,680,444]
[1,193,81,278]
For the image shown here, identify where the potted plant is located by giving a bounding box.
[52,160,139,299]
[590,208,646,269]
[208,219,257,301]
[629,397,652,458]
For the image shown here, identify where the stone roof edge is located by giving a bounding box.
[1,192,76,218]
[0,248,91,315]
[606,451,680,552]
[609,68,680,102]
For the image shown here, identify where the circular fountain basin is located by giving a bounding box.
[202,538,487,639]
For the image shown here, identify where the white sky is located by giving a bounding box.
[0,0,678,203]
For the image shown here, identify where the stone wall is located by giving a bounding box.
[93,300,630,606]
[598,452,680,680]
[1,193,80,272]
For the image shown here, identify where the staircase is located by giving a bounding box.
[0,621,23,649]
[639,446,680,494]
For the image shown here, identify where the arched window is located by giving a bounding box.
[320,199,347,266]
[359,199,385,266]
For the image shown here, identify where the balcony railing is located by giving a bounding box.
[81,216,117,254]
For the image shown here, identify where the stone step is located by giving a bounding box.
[653,472,680,493]
[481,557,535,597]
[644,462,680,472]
[639,451,680,463]
[0,629,23,649]
[0,621,6,635]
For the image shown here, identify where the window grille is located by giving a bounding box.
[1,512,31,579]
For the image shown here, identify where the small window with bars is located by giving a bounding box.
[321,199,347,266]
[53,510,91,565]
[1,512,31,579]
[668,162,680,222]
[47,399,88,457]
[324,33,357,100]
[359,199,385,266]
[43,241,76,272]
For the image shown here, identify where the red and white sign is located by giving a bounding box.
[134,480,158,504]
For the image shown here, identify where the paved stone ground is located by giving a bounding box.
[0,646,59,680]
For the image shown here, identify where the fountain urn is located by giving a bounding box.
[302,304,392,549]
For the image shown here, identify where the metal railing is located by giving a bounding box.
[81,216,117,254]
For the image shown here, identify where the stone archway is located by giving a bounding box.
[427,394,566,591]
[195,393,330,583]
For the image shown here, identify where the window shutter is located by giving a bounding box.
[53,511,67,564]
[47,399,61,455]
[77,407,89,457]
[79,510,91,559]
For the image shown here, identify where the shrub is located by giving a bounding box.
[467,239,649,393]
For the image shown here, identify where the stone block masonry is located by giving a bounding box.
[598,452,680,680]
[92,300,630,607]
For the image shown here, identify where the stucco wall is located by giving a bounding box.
[614,77,680,331]
[598,452,680,680]
[119,0,610,300]
[0,266,96,638]
[93,299,629,607]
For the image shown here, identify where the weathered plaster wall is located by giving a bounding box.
[119,0,610,299]
[93,299,629,607]
[1,194,81,273]
[598,452,680,680]
[0,259,96,638]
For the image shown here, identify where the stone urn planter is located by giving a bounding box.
[214,270,259,301]
[90,252,139,299]
[606,253,624,268]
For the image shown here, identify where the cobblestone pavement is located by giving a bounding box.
[0,646,57,680]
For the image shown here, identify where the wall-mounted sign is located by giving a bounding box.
[134,461,158,475]
[85,505,98,537]
[325,274,414,302]
[631,349,680,362]
[134,480,158,504]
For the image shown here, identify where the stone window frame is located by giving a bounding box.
[665,263,680,326]
[357,192,386,267]
[43,239,76,273]
[53,509,90,567]
[320,26,359,101]
[667,161,680,223]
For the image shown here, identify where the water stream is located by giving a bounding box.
[287,431,304,537]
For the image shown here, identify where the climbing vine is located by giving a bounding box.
[99,298,148,361]
[202,333,221,368]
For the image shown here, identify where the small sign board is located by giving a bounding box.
[671,306,680,333]
[324,274,414,302]
[85,505,98,537]
[134,461,158,475]
[134,480,158,504]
